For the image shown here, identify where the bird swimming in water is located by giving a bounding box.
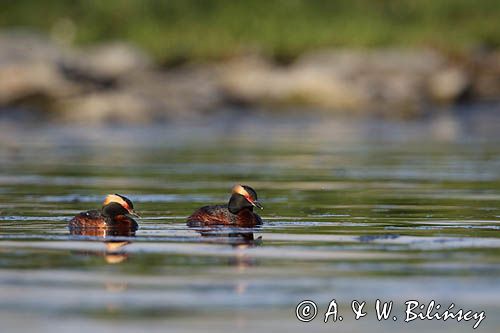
[68,194,139,232]
[187,184,263,227]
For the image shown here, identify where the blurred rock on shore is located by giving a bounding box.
[0,32,498,124]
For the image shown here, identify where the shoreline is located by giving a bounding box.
[0,32,499,124]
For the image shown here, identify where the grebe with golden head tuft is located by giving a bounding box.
[69,194,139,231]
[187,185,263,227]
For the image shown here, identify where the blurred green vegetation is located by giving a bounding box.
[1,0,499,63]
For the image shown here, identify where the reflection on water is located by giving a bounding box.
[189,226,262,274]
[195,228,262,248]
[69,227,135,264]
[69,227,137,238]
[0,110,500,332]
[188,222,262,245]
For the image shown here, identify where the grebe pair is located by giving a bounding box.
[68,185,263,230]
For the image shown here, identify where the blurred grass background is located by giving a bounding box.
[1,0,499,64]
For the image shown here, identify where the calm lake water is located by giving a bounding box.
[0,109,499,332]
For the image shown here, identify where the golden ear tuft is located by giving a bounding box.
[103,194,129,209]
[231,184,249,197]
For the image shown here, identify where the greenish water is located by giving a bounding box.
[0,113,499,332]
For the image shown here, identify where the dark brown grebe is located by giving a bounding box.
[68,194,139,231]
[187,185,263,227]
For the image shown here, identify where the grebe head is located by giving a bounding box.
[228,184,263,214]
[102,194,140,218]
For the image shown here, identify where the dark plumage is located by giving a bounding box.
[187,185,263,227]
[68,194,139,231]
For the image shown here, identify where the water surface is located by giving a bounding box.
[0,110,499,332]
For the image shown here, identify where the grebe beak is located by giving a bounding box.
[251,200,264,209]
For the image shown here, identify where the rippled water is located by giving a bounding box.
[0,111,499,332]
